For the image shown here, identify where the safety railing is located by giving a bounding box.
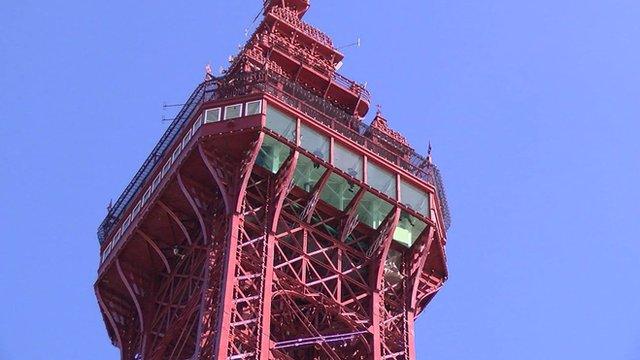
[98,69,449,244]
[97,80,217,243]
[236,70,450,228]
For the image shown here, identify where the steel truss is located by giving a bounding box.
[96,124,446,359]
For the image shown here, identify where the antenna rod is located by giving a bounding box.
[338,38,361,50]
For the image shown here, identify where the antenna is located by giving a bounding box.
[162,102,184,109]
[162,102,184,122]
[338,37,361,50]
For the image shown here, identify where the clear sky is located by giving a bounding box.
[1,1,639,359]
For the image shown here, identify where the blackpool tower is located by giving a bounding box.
[95,1,450,359]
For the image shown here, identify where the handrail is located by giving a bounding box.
[97,80,218,243]
[225,71,450,228]
[98,70,450,244]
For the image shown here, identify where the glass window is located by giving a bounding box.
[334,142,363,180]
[301,124,329,161]
[152,173,162,191]
[142,188,151,205]
[172,144,182,162]
[224,104,242,120]
[256,135,292,174]
[114,228,122,245]
[133,201,142,216]
[393,212,428,248]
[182,129,192,149]
[266,105,296,141]
[192,113,203,132]
[161,160,172,177]
[400,180,430,215]
[293,154,327,192]
[204,108,221,123]
[123,215,132,230]
[367,161,396,199]
[245,100,262,115]
[320,173,360,211]
[356,192,393,229]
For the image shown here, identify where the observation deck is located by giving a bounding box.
[97,71,449,248]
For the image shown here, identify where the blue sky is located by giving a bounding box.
[1,1,639,359]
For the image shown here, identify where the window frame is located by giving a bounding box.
[161,160,172,177]
[204,108,221,123]
[224,104,243,120]
[132,201,142,217]
[366,160,397,199]
[172,144,182,163]
[300,123,330,161]
[192,114,204,132]
[182,129,192,149]
[245,100,262,116]
[142,188,152,206]
[152,173,162,191]
[265,104,297,141]
[333,141,364,181]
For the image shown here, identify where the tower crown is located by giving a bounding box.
[227,1,368,117]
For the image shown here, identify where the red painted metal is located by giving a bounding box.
[95,1,449,359]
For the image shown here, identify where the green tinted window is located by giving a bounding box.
[293,154,327,192]
[334,142,363,180]
[301,124,329,161]
[393,211,427,248]
[256,135,291,174]
[400,180,430,215]
[356,192,393,229]
[266,106,296,141]
[320,173,360,211]
[367,161,396,199]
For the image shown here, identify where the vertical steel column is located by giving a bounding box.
[371,208,401,360]
[258,152,298,359]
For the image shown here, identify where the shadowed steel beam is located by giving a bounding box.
[116,259,146,358]
[258,151,299,359]
[136,229,170,273]
[95,287,123,351]
[177,173,208,244]
[371,208,401,360]
[158,200,192,245]
[410,226,436,309]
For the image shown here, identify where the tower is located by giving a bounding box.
[95,1,450,359]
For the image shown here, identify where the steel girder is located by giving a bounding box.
[95,125,446,359]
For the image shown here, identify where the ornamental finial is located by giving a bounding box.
[204,63,214,80]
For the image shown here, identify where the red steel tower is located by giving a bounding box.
[95,1,450,359]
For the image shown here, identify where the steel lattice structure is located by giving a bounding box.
[95,1,449,359]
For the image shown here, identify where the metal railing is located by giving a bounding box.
[97,80,217,243]
[98,70,450,244]
[222,70,450,228]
